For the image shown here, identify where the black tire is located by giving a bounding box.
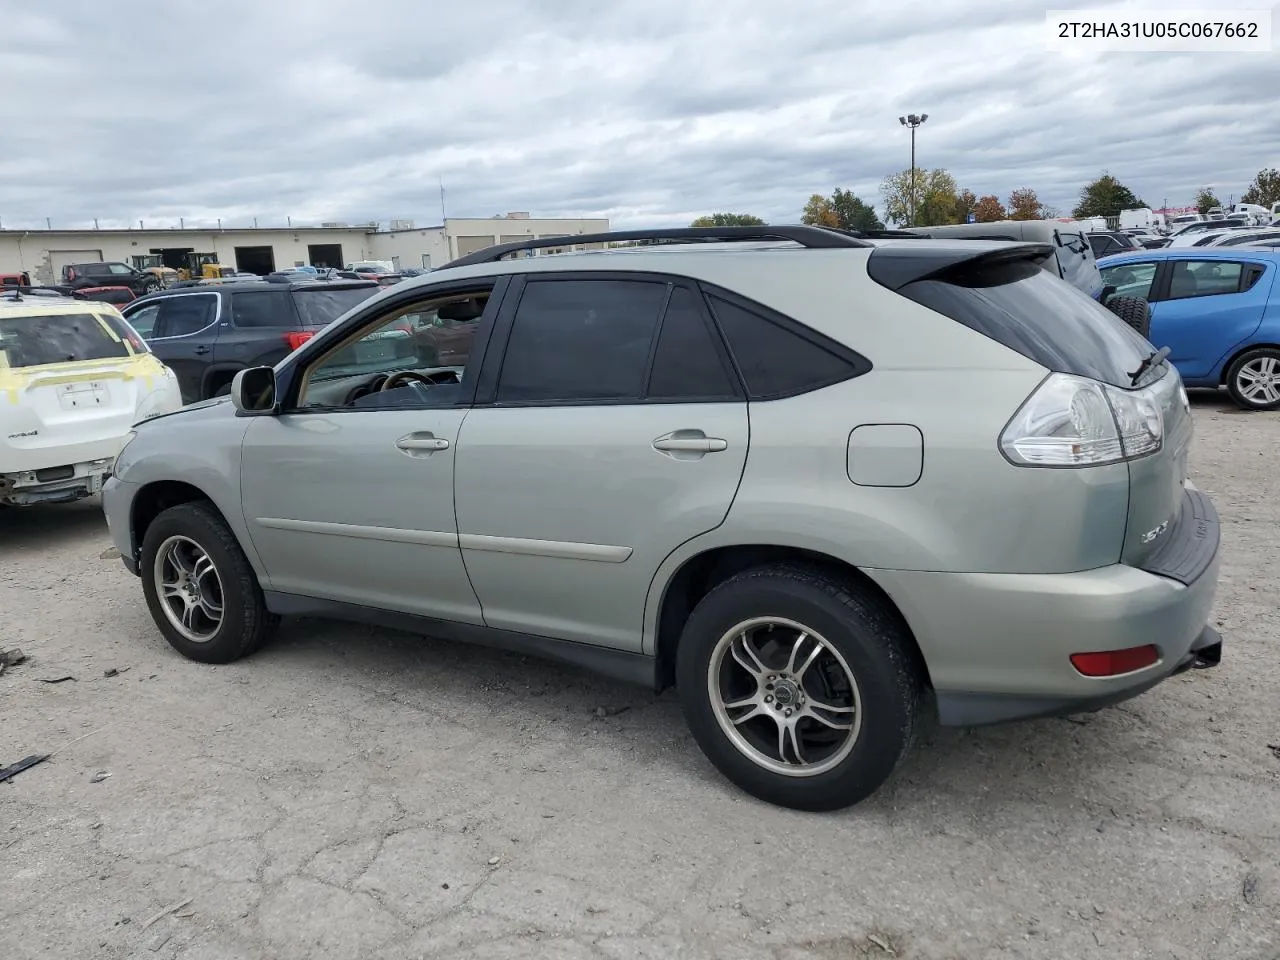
[139,501,277,663]
[1105,295,1151,338]
[1225,346,1280,411]
[675,564,924,812]
[142,278,161,294]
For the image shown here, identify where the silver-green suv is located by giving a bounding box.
[102,226,1223,811]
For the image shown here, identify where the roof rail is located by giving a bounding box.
[443,225,874,268]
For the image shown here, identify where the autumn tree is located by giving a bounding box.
[801,194,840,228]
[1241,168,1280,208]
[1007,187,1046,220]
[880,167,961,226]
[1073,173,1145,219]
[690,212,766,227]
[972,195,1007,222]
[802,189,884,232]
[1194,187,1221,214]
[953,189,977,223]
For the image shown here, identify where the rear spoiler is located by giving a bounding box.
[866,242,1055,291]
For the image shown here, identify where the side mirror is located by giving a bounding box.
[230,367,277,415]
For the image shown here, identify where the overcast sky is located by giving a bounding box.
[3,0,1278,230]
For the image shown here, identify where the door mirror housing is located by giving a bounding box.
[230,367,278,415]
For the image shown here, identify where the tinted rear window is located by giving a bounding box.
[0,311,135,367]
[899,259,1156,389]
[293,287,380,327]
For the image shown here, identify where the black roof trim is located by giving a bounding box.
[867,242,1056,291]
[443,225,873,268]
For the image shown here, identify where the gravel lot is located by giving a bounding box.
[2,393,1277,960]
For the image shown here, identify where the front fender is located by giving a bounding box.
[114,402,266,578]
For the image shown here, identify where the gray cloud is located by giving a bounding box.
[3,0,1278,231]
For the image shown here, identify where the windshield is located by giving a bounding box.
[0,311,145,368]
[292,286,380,327]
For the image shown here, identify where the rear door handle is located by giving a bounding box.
[652,430,728,458]
[194,345,211,355]
[396,432,450,455]
[653,437,727,452]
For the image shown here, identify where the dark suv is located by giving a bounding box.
[120,280,380,403]
[62,261,162,296]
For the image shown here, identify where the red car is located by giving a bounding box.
[70,285,137,308]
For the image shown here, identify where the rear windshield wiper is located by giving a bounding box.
[1128,345,1171,386]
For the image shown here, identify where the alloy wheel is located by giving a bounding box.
[706,617,863,777]
[1236,355,1280,406]
[153,535,224,642]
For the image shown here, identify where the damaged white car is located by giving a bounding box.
[0,289,183,506]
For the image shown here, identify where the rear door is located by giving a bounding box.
[1147,258,1273,379]
[453,274,748,651]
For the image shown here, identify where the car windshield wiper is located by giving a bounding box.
[1128,345,1171,386]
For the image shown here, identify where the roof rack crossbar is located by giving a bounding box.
[443,225,874,268]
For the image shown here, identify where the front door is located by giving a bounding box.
[239,286,498,623]
[1148,258,1272,379]
[454,276,749,651]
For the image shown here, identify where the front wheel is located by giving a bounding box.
[1225,347,1280,411]
[675,565,924,811]
[139,501,277,663]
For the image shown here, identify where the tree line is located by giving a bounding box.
[691,166,1280,230]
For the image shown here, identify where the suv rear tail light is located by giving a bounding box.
[1000,373,1163,467]
[284,331,315,351]
[1070,644,1160,677]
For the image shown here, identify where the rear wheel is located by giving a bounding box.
[1225,347,1280,411]
[675,564,924,811]
[140,502,277,663]
[1104,295,1151,338]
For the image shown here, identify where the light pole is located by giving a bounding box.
[898,113,928,225]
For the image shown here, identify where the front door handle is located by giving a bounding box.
[194,345,211,355]
[652,430,728,459]
[396,432,450,455]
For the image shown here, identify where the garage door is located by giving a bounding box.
[48,249,104,278]
[455,235,497,257]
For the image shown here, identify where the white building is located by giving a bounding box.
[0,213,610,283]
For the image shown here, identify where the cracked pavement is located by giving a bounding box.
[1,393,1278,960]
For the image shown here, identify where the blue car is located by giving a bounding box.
[1098,247,1280,410]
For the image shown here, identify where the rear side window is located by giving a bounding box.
[705,294,864,400]
[0,311,132,368]
[1167,260,1244,299]
[497,279,667,402]
[646,287,739,400]
[232,290,295,326]
[293,287,381,327]
[898,259,1154,389]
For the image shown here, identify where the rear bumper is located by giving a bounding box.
[0,458,114,505]
[865,487,1222,726]
[934,625,1222,725]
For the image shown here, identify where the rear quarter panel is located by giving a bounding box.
[641,258,1133,654]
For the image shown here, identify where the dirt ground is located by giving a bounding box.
[1,392,1277,960]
